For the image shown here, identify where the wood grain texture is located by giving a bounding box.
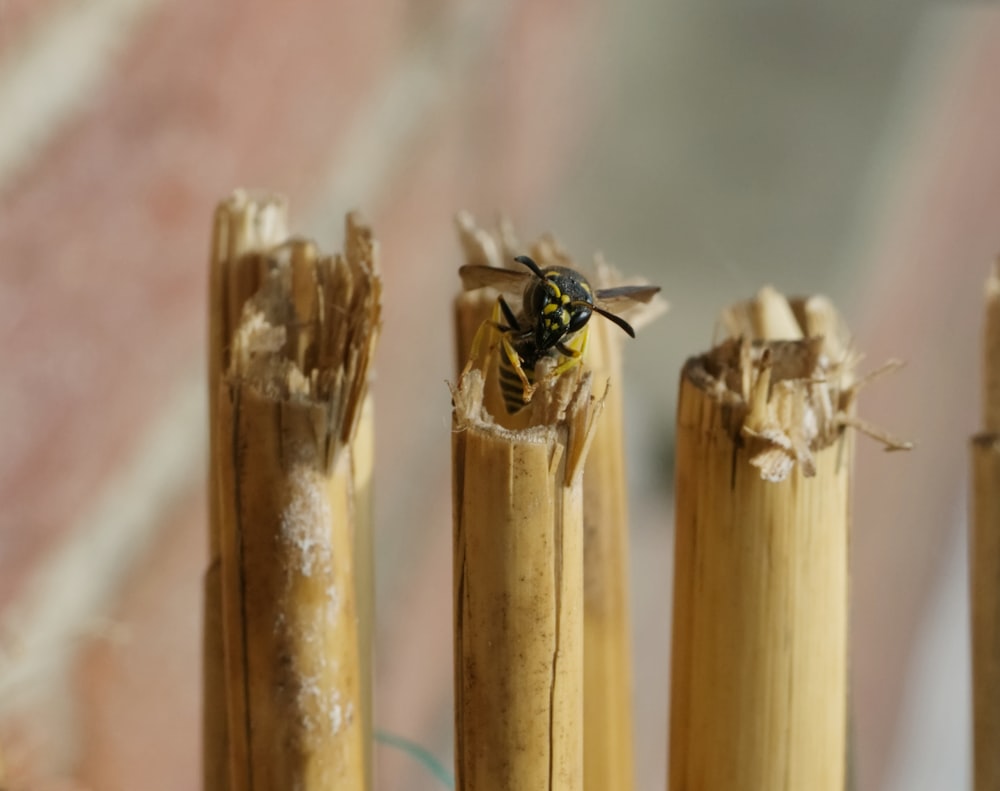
[669,290,856,791]
[451,367,598,791]
[452,217,664,791]
[207,192,290,791]
[210,195,380,791]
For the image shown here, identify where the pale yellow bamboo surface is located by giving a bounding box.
[971,262,1000,791]
[209,195,380,791]
[452,369,598,791]
[351,393,376,791]
[452,215,664,791]
[578,311,634,791]
[670,288,896,791]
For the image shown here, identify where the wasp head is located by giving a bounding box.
[514,256,595,352]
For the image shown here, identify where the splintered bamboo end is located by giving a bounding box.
[227,217,381,462]
[689,288,907,482]
[669,286,909,791]
[451,366,599,488]
[210,194,379,791]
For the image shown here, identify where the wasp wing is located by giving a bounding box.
[458,264,533,295]
[593,284,661,311]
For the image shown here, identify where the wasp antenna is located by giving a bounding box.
[513,255,546,279]
[594,305,636,338]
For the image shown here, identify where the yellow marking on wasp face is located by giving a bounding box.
[581,281,592,295]
[561,294,570,304]
[543,303,559,314]
[546,281,561,299]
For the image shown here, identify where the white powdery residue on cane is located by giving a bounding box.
[325,584,341,625]
[280,465,333,579]
[327,690,354,735]
[329,689,344,733]
[299,674,323,731]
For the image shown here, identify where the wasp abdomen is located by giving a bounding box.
[497,356,533,414]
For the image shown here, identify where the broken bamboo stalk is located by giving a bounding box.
[451,366,599,791]
[452,217,595,791]
[452,215,663,791]
[206,191,289,791]
[971,262,1000,791]
[670,287,906,791]
[209,194,380,791]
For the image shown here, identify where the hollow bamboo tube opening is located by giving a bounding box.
[670,288,864,791]
[971,262,1000,791]
[208,193,380,791]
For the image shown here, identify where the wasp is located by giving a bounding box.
[460,254,661,413]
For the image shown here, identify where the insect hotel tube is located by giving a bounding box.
[669,287,908,791]
[971,263,1000,791]
[208,192,380,791]
[451,367,599,791]
[207,191,290,791]
[452,215,594,791]
[452,214,662,791]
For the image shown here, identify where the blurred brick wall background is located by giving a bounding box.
[2,3,1000,791]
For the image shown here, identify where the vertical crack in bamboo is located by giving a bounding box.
[209,193,380,791]
[670,289,858,791]
[207,191,289,791]
[451,214,600,790]
[452,216,663,791]
[971,262,1000,791]
[451,370,594,791]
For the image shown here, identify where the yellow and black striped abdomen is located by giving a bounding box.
[495,327,589,415]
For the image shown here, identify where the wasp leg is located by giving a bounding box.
[498,332,536,402]
[495,296,539,401]
[550,326,590,377]
[462,296,520,378]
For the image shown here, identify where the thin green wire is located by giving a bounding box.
[374,729,455,790]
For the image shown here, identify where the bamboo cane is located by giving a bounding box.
[206,191,289,791]
[452,366,599,791]
[577,304,634,791]
[452,215,663,791]
[452,217,593,791]
[576,253,664,791]
[209,198,380,791]
[669,287,904,791]
[971,262,1000,791]
[351,393,375,791]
